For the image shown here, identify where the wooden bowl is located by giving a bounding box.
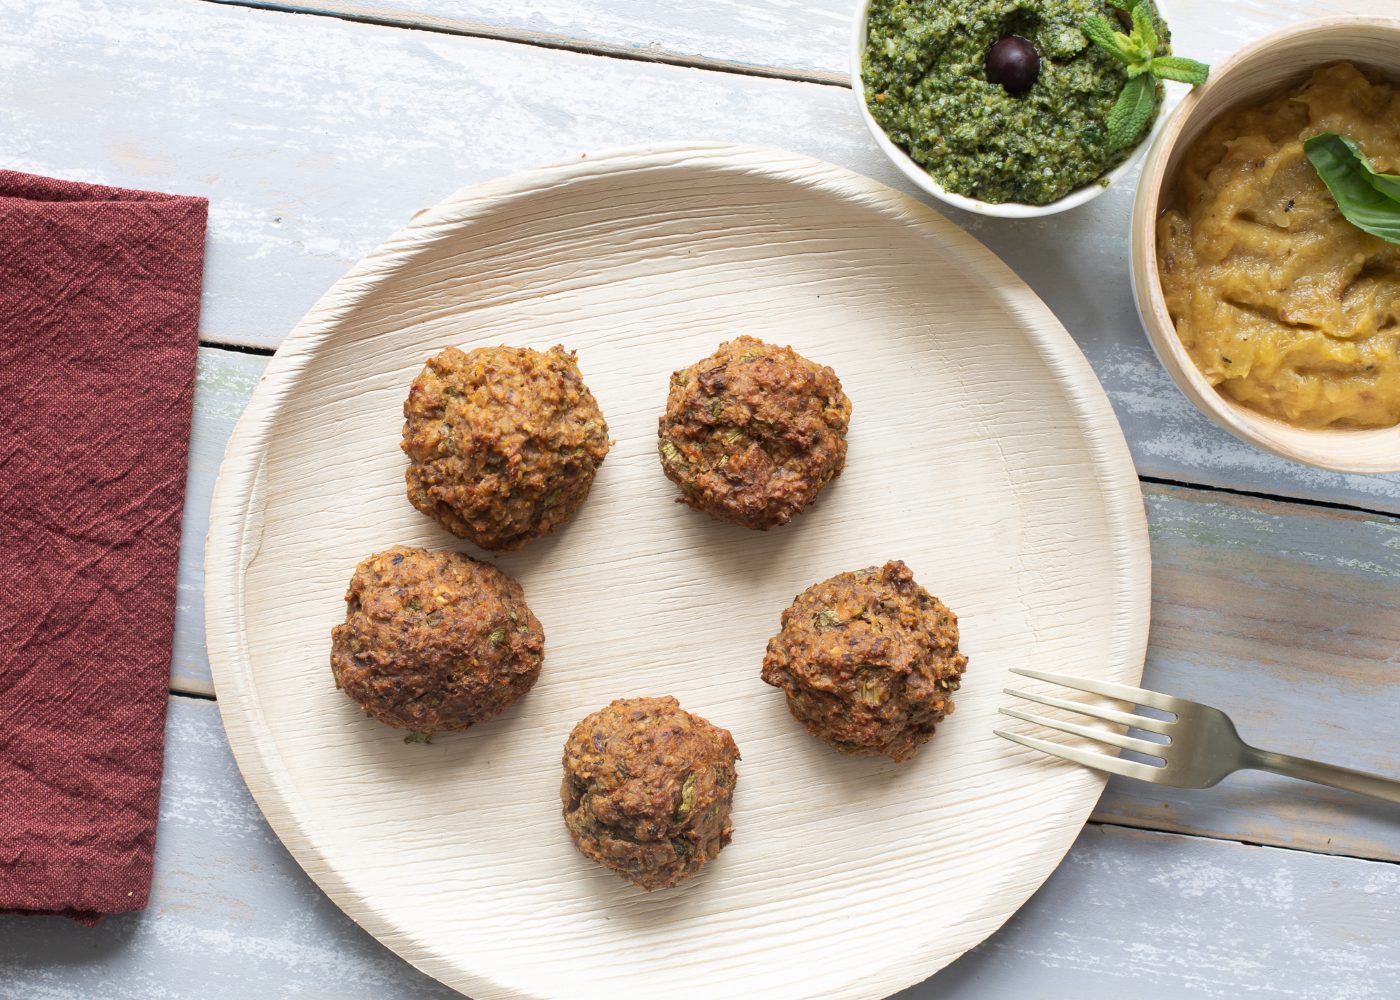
[851,0,1174,218]
[1130,16,1400,474]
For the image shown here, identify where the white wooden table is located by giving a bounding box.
[2,0,1398,996]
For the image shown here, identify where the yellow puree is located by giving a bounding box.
[1157,63,1400,429]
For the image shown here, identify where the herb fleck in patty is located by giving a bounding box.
[658,336,851,530]
[402,345,609,551]
[762,560,967,762]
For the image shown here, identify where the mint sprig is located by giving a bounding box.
[1082,0,1210,149]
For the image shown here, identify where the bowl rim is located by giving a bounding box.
[1129,14,1400,475]
[849,0,1176,218]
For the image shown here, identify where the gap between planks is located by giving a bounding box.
[195,0,851,86]
[1139,474,1398,521]
[1087,806,1400,869]
[201,339,274,359]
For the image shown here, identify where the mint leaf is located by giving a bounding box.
[1082,15,1134,64]
[1305,133,1400,244]
[1083,7,1155,73]
[1150,56,1210,86]
[1130,3,1158,56]
[1107,74,1156,150]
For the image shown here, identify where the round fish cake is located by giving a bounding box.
[402,345,609,551]
[658,336,851,530]
[330,546,543,737]
[561,696,740,890]
[762,560,967,762]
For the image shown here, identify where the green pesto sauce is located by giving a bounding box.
[863,0,1168,205]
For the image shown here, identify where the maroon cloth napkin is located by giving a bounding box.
[0,171,207,923]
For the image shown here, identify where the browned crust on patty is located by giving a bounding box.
[402,345,609,551]
[761,560,967,762]
[658,336,851,530]
[561,696,740,890]
[330,546,543,735]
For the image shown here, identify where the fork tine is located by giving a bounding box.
[1004,686,1173,735]
[999,706,1168,757]
[995,728,1164,781]
[1010,666,1179,714]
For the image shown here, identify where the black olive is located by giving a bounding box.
[986,35,1041,96]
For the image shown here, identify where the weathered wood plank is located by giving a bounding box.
[177,349,1400,860]
[0,696,1394,999]
[908,823,1400,1000]
[174,348,268,697]
[205,0,1378,81]
[1095,483,1400,863]
[6,0,1400,509]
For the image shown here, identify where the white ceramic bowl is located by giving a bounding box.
[1130,16,1400,474]
[851,0,1174,217]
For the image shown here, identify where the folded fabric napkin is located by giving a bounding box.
[0,171,208,923]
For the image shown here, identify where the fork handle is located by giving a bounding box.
[1245,747,1400,805]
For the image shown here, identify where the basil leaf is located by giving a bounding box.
[1107,74,1155,150]
[1304,133,1400,245]
[1149,56,1210,86]
[1335,134,1400,204]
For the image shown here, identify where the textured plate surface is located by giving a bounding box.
[204,144,1150,1000]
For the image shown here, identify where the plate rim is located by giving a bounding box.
[204,142,1151,1000]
